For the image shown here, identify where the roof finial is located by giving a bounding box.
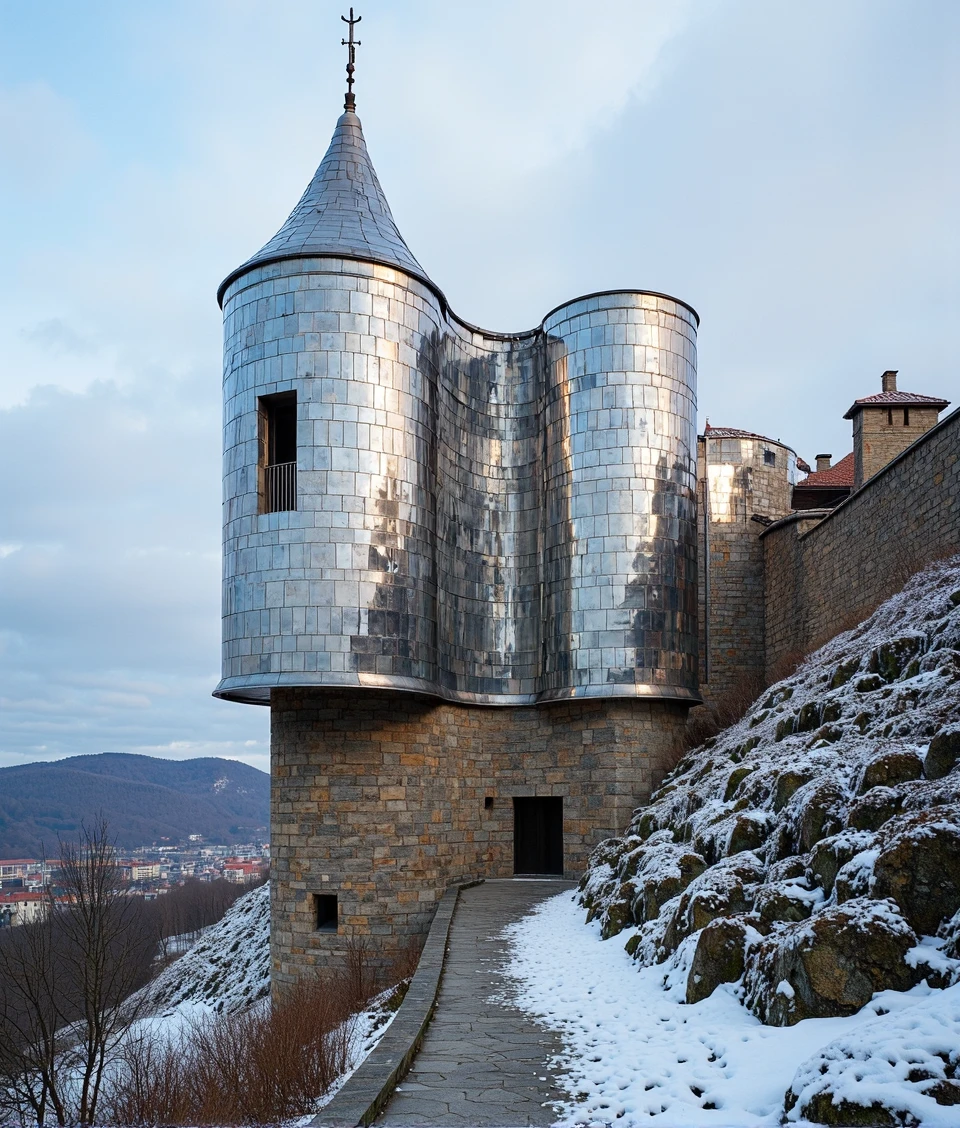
[341,8,361,112]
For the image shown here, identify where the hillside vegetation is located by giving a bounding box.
[580,556,960,1124]
[0,753,268,855]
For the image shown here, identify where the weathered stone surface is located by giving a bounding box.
[763,410,960,677]
[926,726,960,780]
[794,780,848,853]
[663,853,762,956]
[846,786,904,832]
[867,634,926,683]
[272,690,688,985]
[635,851,706,924]
[857,748,924,793]
[686,917,748,1004]
[788,1092,898,1127]
[754,880,818,925]
[809,832,876,897]
[600,882,637,940]
[872,806,960,935]
[744,898,920,1025]
[723,766,754,802]
[727,812,769,855]
[774,770,812,812]
[834,852,878,903]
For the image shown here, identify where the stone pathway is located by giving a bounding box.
[376,878,574,1127]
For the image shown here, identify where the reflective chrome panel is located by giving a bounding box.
[217,260,699,706]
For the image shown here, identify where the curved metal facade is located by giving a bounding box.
[217,111,699,707]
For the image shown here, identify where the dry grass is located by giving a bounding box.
[101,933,428,1127]
[102,969,366,1125]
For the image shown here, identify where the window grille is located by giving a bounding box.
[264,461,296,513]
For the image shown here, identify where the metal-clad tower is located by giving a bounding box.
[216,33,700,982]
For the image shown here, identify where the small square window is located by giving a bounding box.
[484,796,494,810]
[763,450,776,467]
[314,893,338,933]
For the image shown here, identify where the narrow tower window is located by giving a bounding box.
[259,392,297,513]
[314,893,338,933]
[903,408,910,426]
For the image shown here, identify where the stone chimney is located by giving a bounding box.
[815,454,832,473]
[882,370,898,393]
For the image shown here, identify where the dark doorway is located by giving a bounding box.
[513,797,563,875]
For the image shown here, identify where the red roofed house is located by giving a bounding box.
[0,860,39,881]
[0,890,48,927]
[791,452,855,511]
[223,860,266,885]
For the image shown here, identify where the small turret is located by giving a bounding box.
[844,370,950,488]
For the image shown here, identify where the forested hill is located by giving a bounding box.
[0,754,269,856]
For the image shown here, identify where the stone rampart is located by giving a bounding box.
[763,407,960,676]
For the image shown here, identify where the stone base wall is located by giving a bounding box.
[270,688,688,988]
[763,407,960,676]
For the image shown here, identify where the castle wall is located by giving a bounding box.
[270,688,688,986]
[763,407,960,675]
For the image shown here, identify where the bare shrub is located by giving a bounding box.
[388,937,423,984]
[102,944,387,1125]
[342,934,381,1010]
[0,818,155,1127]
[677,671,766,758]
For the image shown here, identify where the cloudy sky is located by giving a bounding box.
[1,1,956,773]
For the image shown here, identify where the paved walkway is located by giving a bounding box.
[377,878,574,1127]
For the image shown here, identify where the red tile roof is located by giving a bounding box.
[797,451,855,488]
[843,390,949,420]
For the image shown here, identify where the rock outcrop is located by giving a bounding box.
[578,557,960,1041]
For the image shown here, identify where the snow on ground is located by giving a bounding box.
[142,880,271,1014]
[503,890,960,1128]
[503,559,960,1127]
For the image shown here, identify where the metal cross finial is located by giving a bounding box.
[341,8,361,112]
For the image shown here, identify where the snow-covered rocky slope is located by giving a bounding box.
[575,556,960,1124]
[143,880,271,1014]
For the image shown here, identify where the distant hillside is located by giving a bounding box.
[0,754,269,857]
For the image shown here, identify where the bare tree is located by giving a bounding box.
[0,819,154,1126]
[0,903,68,1127]
[55,818,155,1125]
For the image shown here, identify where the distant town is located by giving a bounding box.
[0,836,269,927]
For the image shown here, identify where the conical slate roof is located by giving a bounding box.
[218,110,432,304]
